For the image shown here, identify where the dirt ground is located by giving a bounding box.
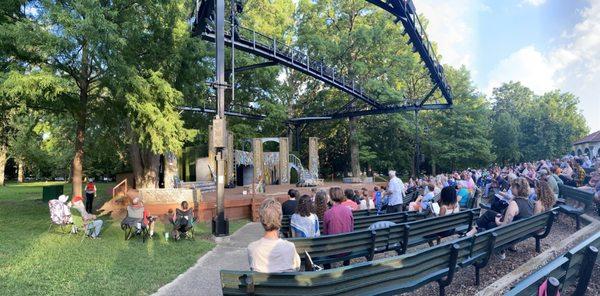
[336,210,600,296]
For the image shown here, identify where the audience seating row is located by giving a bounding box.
[220,209,557,296]
[287,208,481,266]
[280,210,426,238]
[557,184,595,229]
[506,230,600,296]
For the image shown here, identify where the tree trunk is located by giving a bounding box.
[129,140,160,189]
[71,118,85,197]
[17,159,24,183]
[0,144,6,186]
[349,117,360,178]
[71,37,90,198]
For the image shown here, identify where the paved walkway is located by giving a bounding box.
[154,222,263,296]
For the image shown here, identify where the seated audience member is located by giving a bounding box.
[341,188,359,211]
[290,195,321,238]
[573,162,587,187]
[323,187,354,268]
[49,195,74,225]
[467,177,534,236]
[70,195,88,217]
[539,169,559,199]
[534,180,556,214]
[247,198,300,273]
[358,188,375,210]
[408,184,436,212]
[324,187,354,236]
[122,197,156,237]
[352,189,362,204]
[579,166,600,191]
[171,201,194,240]
[313,190,329,221]
[83,213,103,239]
[457,181,470,208]
[282,189,299,216]
[438,186,460,216]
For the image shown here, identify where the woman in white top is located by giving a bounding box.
[438,186,460,216]
[290,195,321,238]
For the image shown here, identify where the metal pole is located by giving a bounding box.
[230,0,235,106]
[213,0,228,236]
[414,110,420,178]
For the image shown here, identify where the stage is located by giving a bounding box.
[195,181,386,222]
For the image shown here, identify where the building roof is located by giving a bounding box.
[573,130,600,145]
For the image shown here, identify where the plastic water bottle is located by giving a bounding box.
[165,232,169,241]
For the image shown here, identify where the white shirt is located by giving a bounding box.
[387,176,405,206]
[247,238,300,273]
[359,199,375,210]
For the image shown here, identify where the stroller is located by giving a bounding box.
[170,208,196,240]
[121,205,152,242]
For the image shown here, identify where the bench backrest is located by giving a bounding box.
[288,209,479,263]
[221,240,469,296]
[558,184,594,208]
[221,210,556,296]
[281,210,426,237]
[506,231,600,296]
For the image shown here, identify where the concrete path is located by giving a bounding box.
[154,222,263,296]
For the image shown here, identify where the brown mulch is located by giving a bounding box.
[332,211,600,295]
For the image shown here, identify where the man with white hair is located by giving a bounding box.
[386,170,405,213]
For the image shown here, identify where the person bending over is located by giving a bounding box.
[171,201,194,240]
[467,177,534,236]
[247,198,300,273]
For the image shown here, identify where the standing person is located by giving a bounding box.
[247,198,300,273]
[290,195,320,238]
[386,170,405,213]
[84,179,97,214]
[282,189,299,216]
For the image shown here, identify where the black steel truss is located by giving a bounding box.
[191,0,453,122]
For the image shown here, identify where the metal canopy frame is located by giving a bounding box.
[190,0,453,122]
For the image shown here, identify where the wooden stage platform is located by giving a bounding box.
[194,181,384,222]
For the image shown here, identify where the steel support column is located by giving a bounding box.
[212,0,229,237]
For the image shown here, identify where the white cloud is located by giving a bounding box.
[414,0,482,69]
[521,0,547,6]
[485,46,557,94]
[485,0,600,131]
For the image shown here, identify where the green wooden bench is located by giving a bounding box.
[506,231,600,296]
[221,210,556,296]
[558,184,595,229]
[287,208,480,266]
[281,210,426,238]
[222,240,469,296]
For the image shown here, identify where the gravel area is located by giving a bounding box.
[332,211,600,296]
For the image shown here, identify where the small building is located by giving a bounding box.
[572,130,600,158]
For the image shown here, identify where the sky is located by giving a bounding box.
[414,0,600,132]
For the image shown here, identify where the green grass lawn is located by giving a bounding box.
[0,181,248,296]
